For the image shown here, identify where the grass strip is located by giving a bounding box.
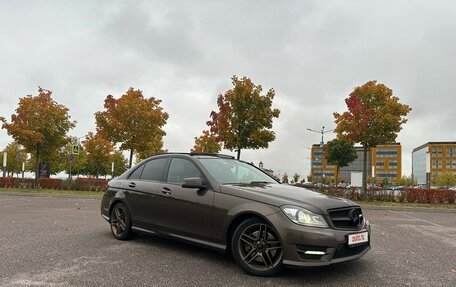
[0,188,103,197]
[1,188,454,209]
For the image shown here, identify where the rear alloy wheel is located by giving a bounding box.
[110,203,132,240]
[232,218,283,276]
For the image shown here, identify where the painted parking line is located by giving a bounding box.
[388,210,443,227]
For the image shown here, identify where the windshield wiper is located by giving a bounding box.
[250,181,274,184]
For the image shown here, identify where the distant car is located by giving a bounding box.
[101,153,371,276]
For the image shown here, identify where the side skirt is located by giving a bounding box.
[131,226,226,251]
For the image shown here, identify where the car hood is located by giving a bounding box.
[220,183,357,214]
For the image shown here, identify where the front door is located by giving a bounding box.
[159,157,214,242]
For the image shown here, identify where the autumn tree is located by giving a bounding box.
[1,87,76,183]
[135,138,167,164]
[191,130,221,154]
[207,76,280,160]
[323,139,357,185]
[334,81,411,199]
[2,142,27,176]
[82,132,114,178]
[95,88,168,168]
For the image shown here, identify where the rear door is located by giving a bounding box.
[158,157,214,242]
[125,157,169,230]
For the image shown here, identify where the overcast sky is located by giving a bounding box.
[1,0,455,178]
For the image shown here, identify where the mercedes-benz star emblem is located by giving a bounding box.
[349,209,362,227]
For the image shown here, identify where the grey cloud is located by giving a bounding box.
[1,0,455,178]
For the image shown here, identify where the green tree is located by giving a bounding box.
[281,173,289,184]
[2,142,27,176]
[333,81,411,200]
[292,173,300,184]
[399,175,414,187]
[57,138,88,178]
[82,132,113,178]
[191,130,221,154]
[111,150,128,177]
[307,174,313,183]
[95,88,168,168]
[207,76,280,160]
[1,87,76,183]
[323,139,357,185]
[28,150,63,176]
[432,172,456,189]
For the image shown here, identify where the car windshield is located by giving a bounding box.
[198,157,277,185]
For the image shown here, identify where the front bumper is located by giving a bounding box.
[266,211,371,267]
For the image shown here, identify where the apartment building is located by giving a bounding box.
[412,141,456,185]
[310,144,337,183]
[311,143,402,184]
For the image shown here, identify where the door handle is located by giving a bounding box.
[128,182,136,188]
[161,187,172,195]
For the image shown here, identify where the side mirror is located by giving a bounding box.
[182,177,207,189]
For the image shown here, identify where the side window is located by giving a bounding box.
[129,164,145,180]
[167,158,202,184]
[140,158,169,181]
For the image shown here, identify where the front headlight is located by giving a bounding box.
[281,206,328,228]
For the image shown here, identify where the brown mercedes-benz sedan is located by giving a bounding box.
[101,153,370,276]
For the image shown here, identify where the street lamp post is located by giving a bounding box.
[69,152,73,180]
[307,126,334,147]
[425,151,431,188]
[2,151,7,177]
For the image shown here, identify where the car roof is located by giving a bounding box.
[160,152,235,159]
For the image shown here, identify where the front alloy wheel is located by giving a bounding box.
[232,218,283,276]
[110,203,132,240]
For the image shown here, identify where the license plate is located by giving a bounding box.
[348,232,369,246]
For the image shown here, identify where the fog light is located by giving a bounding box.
[304,250,326,255]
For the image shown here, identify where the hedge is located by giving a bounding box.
[294,184,455,204]
[0,177,108,191]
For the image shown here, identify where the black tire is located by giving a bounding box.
[231,217,283,276]
[110,202,132,240]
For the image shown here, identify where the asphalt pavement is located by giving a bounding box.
[0,195,455,287]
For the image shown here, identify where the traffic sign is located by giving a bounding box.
[72,145,79,155]
[69,153,74,161]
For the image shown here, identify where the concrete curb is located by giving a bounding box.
[360,205,456,213]
[0,191,102,200]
